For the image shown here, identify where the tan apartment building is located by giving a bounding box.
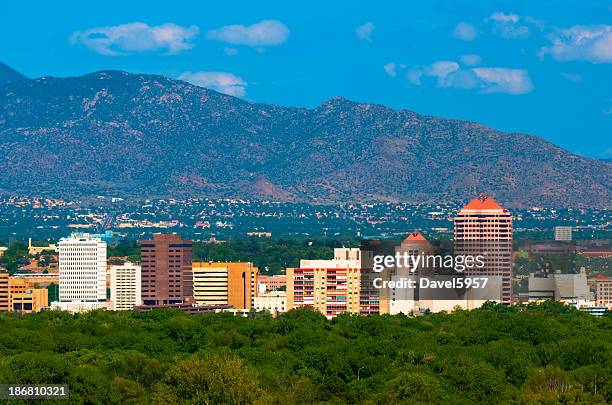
[286,248,378,318]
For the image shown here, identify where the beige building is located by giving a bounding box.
[254,290,287,315]
[286,248,378,318]
[28,238,57,255]
[595,276,612,308]
[528,268,589,304]
[192,262,258,309]
[110,262,142,311]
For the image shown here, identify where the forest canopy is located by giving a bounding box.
[0,303,610,404]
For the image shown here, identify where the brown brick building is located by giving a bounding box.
[139,234,193,305]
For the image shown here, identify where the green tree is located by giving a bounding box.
[154,353,265,404]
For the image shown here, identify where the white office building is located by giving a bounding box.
[110,262,142,310]
[53,233,107,312]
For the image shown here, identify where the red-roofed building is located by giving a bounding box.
[454,194,513,305]
[403,231,427,242]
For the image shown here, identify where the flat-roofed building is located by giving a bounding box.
[528,269,589,304]
[139,234,193,306]
[9,284,48,314]
[287,248,378,318]
[192,262,258,309]
[110,262,142,311]
[254,290,287,315]
[595,276,612,308]
[53,233,108,312]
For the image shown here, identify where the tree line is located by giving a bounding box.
[0,303,610,404]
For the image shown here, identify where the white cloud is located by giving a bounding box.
[426,61,460,78]
[178,71,247,97]
[541,25,612,63]
[488,12,530,38]
[407,60,533,95]
[471,68,533,94]
[356,22,375,42]
[71,22,199,56]
[460,54,482,66]
[452,22,477,41]
[206,20,289,47]
[383,62,397,77]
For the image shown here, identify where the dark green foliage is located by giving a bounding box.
[105,238,337,274]
[0,305,610,404]
[193,238,337,273]
[0,241,29,273]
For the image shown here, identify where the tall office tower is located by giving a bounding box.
[110,262,142,310]
[554,226,573,241]
[139,234,193,306]
[192,262,258,309]
[286,248,378,318]
[454,194,513,305]
[56,234,107,311]
[0,273,8,311]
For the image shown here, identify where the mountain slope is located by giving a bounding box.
[0,62,28,86]
[0,68,610,208]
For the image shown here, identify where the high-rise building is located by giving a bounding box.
[110,262,142,310]
[286,248,378,318]
[139,234,193,306]
[454,194,513,305]
[192,262,258,309]
[54,233,107,312]
[554,226,573,241]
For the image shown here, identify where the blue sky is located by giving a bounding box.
[1,0,611,158]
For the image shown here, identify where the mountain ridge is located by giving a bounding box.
[0,61,28,86]
[0,64,610,208]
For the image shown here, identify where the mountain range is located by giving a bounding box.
[0,62,610,208]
